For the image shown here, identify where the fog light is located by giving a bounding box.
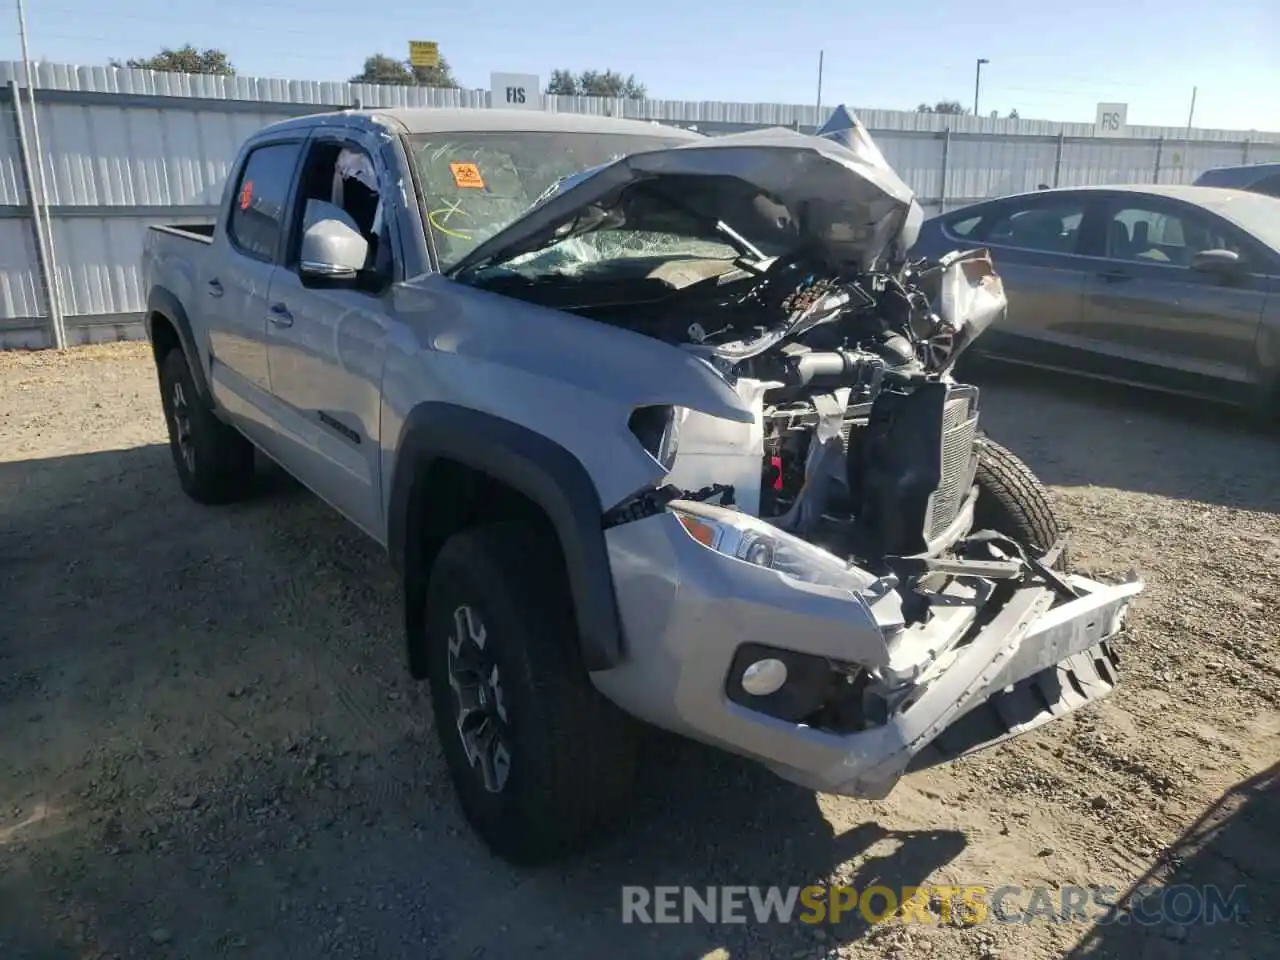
[741,658,788,696]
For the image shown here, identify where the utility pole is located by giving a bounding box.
[973,58,989,117]
[814,49,824,133]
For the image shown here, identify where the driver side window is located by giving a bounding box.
[1105,203,1236,267]
[289,139,391,278]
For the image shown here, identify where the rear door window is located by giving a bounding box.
[945,214,983,238]
[228,141,304,262]
[984,199,1087,254]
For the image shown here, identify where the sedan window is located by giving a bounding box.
[984,201,1086,253]
[946,214,982,237]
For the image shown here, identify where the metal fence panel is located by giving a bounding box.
[0,59,1277,346]
[32,99,295,206]
[0,217,43,323]
[945,135,1061,204]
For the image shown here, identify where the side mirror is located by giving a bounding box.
[299,199,368,282]
[1190,248,1243,275]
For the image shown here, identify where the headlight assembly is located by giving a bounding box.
[667,500,880,595]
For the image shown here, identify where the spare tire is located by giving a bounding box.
[971,437,1067,570]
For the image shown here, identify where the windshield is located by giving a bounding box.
[405,131,697,269]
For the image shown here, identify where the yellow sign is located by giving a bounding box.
[408,41,440,69]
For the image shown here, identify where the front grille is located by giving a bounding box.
[925,385,980,543]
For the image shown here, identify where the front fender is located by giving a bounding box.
[388,402,626,671]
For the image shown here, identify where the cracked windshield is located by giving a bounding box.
[406,132,738,272]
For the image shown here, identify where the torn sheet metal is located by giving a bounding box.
[664,378,778,517]
[929,249,1007,372]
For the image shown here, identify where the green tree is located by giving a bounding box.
[111,45,234,75]
[545,68,579,95]
[544,68,646,98]
[916,100,969,115]
[350,53,459,88]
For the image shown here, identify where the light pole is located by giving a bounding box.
[973,58,989,117]
[814,49,824,132]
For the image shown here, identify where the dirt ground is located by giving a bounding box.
[1,342,1277,960]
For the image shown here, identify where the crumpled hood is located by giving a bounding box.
[449,104,921,278]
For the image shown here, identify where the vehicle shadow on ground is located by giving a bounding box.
[1064,762,1279,960]
[0,444,966,960]
[968,362,1280,514]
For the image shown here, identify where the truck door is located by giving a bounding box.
[205,138,305,427]
[263,129,394,541]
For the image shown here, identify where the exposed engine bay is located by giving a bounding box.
[453,107,1013,599]
[476,239,1008,575]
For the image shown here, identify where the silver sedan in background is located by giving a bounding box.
[911,185,1280,420]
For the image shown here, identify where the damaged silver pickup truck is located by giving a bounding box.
[142,104,1143,864]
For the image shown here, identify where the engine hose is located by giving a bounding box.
[787,350,864,387]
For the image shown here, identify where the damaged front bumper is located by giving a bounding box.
[593,505,1143,799]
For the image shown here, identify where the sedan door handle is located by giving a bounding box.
[1099,268,1132,283]
[206,278,224,297]
[267,303,293,327]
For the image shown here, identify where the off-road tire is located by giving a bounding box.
[157,348,256,504]
[424,521,638,865]
[972,437,1067,570]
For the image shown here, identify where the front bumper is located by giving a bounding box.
[593,510,1143,798]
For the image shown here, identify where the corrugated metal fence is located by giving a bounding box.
[2,60,1278,347]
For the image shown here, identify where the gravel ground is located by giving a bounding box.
[1,342,1277,960]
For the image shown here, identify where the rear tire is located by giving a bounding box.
[972,437,1067,570]
[424,521,638,865]
[157,348,256,504]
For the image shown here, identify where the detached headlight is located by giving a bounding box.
[667,501,879,595]
[628,404,682,473]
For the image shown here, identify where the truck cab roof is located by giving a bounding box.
[254,107,705,141]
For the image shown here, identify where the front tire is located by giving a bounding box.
[157,348,256,504]
[424,521,638,864]
[972,437,1066,569]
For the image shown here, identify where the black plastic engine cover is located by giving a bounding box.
[848,381,950,559]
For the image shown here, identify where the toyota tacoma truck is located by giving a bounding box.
[142,104,1144,864]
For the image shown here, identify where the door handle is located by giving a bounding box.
[1099,268,1132,283]
[268,303,293,327]
[206,278,224,297]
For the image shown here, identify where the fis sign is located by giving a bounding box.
[491,72,541,110]
[1094,102,1128,138]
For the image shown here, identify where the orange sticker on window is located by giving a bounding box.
[449,162,485,189]
[238,179,253,210]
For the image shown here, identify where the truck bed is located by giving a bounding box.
[149,222,216,244]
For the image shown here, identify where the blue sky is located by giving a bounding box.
[5,0,1278,131]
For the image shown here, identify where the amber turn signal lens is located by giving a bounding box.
[676,513,719,548]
